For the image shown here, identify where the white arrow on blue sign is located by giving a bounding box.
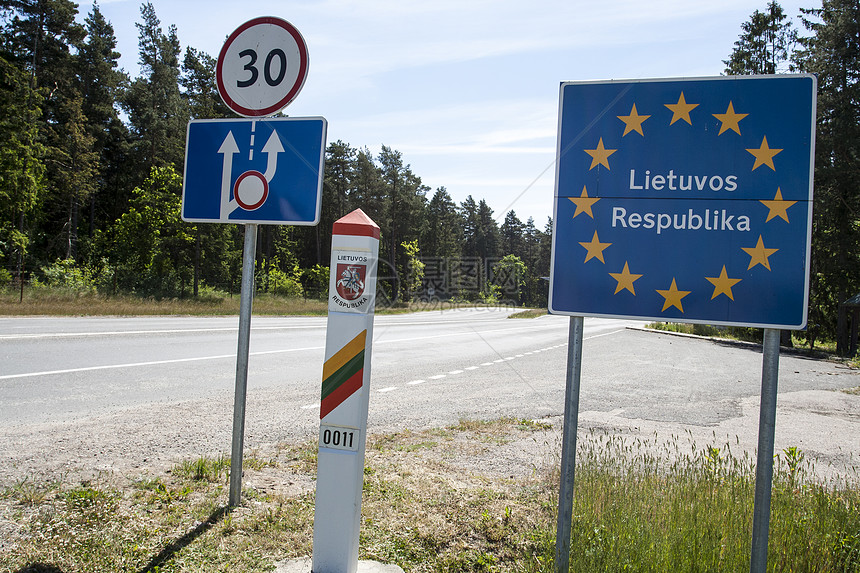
[182,116,327,225]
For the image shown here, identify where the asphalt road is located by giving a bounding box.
[0,309,635,426]
[1,308,858,483]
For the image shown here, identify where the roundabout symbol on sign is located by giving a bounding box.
[216,16,309,117]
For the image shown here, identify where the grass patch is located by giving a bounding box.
[646,321,751,340]
[508,308,547,319]
[2,421,858,572]
[0,289,330,317]
[0,288,528,317]
[172,455,231,483]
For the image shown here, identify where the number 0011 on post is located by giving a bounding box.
[319,425,359,452]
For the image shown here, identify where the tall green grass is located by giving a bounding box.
[549,430,860,572]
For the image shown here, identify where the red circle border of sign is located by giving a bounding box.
[233,170,269,211]
[216,16,309,117]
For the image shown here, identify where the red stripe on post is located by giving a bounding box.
[319,368,364,419]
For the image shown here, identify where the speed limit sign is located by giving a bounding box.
[216,17,309,117]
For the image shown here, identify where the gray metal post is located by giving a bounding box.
[750,328,780,572]
[556,315,584,573]
[229,223,258,507]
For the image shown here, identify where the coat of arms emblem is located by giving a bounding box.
[335,264,366,301]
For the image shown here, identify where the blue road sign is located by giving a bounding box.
[182,116,327,225]
[548,75,816,329]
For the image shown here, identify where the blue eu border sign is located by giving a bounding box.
[182,116,327,225]
[548,75,816,329]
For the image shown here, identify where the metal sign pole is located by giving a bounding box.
[229,223,258,507]
[750,328,781,572]
[556,315,584,573]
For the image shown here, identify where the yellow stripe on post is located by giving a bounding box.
[322,330,367,381]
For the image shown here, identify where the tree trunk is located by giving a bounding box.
[67,195,79,261]
[194,227,200,297]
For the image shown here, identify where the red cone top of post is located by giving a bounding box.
[332,208,380,239]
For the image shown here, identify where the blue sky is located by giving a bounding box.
[78,0,813,227]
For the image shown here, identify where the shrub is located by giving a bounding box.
[268,266,304,297]
[32,259,95,292]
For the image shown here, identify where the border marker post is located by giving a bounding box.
[312,209,380,573]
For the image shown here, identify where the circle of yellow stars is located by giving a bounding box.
[568,90,801,315]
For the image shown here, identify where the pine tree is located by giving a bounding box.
[1,0,86,264]
[315,140,356,261]
[1,0,84,98]
[350,148,386,230]
[424,187,462,260]
[422,187,461,299]
[53,94,98,260]
[181,46,230,120]
[122,2,188,180]
[475,199,500,262]
[795,0,860,349]
[77,2,131,239]
[378,145,428,299]
[500,210,525,258]
[0,53,44,277]
[724,1,797,75]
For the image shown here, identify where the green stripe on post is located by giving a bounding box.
[320,350,365,400]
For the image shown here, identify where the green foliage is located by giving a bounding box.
[400,239,424,301]
[93,165,193,297]
[31,259,94,292]
[3,0,858,331]
[259,263,304,298]
[491,254,527,304]
[0,54,45,266]
[301,264,329,299]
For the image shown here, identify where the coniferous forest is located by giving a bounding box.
[1,1,859,351]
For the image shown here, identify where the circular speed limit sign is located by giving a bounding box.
[216,17,309,117]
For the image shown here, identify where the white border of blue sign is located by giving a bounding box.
[548,75,816,329]
[181,116,327,226]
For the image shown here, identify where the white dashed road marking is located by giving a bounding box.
[294,331,618,409]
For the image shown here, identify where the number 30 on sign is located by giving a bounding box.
[216,16,309,117]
